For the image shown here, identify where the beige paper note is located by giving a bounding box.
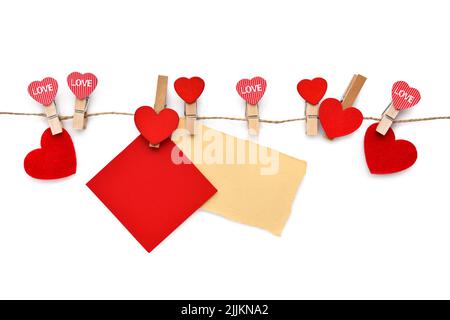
[172,120,307,235]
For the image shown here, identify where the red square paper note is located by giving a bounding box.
[87,136,217,252]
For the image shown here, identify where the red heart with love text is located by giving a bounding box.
[67,72,98,100]
[236,77,267,105]
[364,123,417,174]
[297,77,328,105]
[391,81,421,110]
[28,77,58,106]
[174,77,205,104]
[24,128,77,180]
[134,106,180,145]
[319,98,363,139]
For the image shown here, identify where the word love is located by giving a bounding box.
[240,84,264,94]
[236,77,267,105]
[67,72,98,100]
[31,83,55,95]
[391,81,421,110]
[69,79,94,88]
[28,77,58,106]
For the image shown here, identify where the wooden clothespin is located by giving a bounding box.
[150,75,169,148]
[376,81,421,135]
[297,77,327,136]
[28,77,63,135]
[236,77,267,135]
[174,77,205,135]
[341,74,367,109]
[67,72,98,130]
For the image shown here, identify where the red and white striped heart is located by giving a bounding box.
[28,77,58,106]
[236,77,267,105]
[391,81,421,110]
[67,72,98,100]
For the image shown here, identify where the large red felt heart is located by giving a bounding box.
[297,77,327,105]
[28,77,58,106]
[174,77,205,104]
[391,81,421,110]
[24,128,77,180]
[134,106,180,145]
[236,77,267,105]
[67,72,98,99]
[319,98,363,139]
[364,123,417,174]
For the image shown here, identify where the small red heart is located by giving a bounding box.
[391,81,421,110]
[67,72,98,99]
[24,128,77,180]
[174,77,205,104]
[297,77,327,105]
[319,98,363,139]
[28,77,58,106]
[236,77,267,105]
[364,123,417,174]
[134,106,180,145]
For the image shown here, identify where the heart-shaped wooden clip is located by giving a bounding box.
[68,72,98,130]
[376,81,421,135]
[28,77,63,135]
[174,77,205,135]
[236,77,267,135]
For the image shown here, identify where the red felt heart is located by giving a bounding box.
[319,98,363,139]
[28,77,58,106]
[67,72,98,99]
[364,123,417,174]
[297,77,327,105]
[134,106,180,145]
[391,81,421,110]
[24,128,77,180]
[174,77,205,104]
[236,77,267,105]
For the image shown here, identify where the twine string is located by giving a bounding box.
[1,111,450,124]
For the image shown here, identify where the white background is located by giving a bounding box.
[0,0,449,300]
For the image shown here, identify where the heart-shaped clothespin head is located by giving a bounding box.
[297,77,328,105]
[319,98,363,139]
[364,123,417,174]
[67,72,98,99]
[174,77,205,104]
[134,106,180,145]
[391,81,421,110]
[236,77,267,105]
[28,77,58,106]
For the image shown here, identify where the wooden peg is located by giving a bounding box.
[44,102,63,135]
[73,98,88,130]
[305,102,319,136]
[68,72,98,130]
[376,103,399,135]
[185,102,197,135]
[376,81,421,135]
[246,103,259,135]
[341,74,367,109]
[150,75,168,148]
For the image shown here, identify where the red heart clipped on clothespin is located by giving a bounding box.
[134,106,180,145]
[236,77,267,105]
[319,98,363,139]
[297,77,328,105]
[24,128,77,180]
[28,77,58,106]
[364,123,417,174]
[391,81,421,110]
[174,77,205,104]
[67,72,98,100]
